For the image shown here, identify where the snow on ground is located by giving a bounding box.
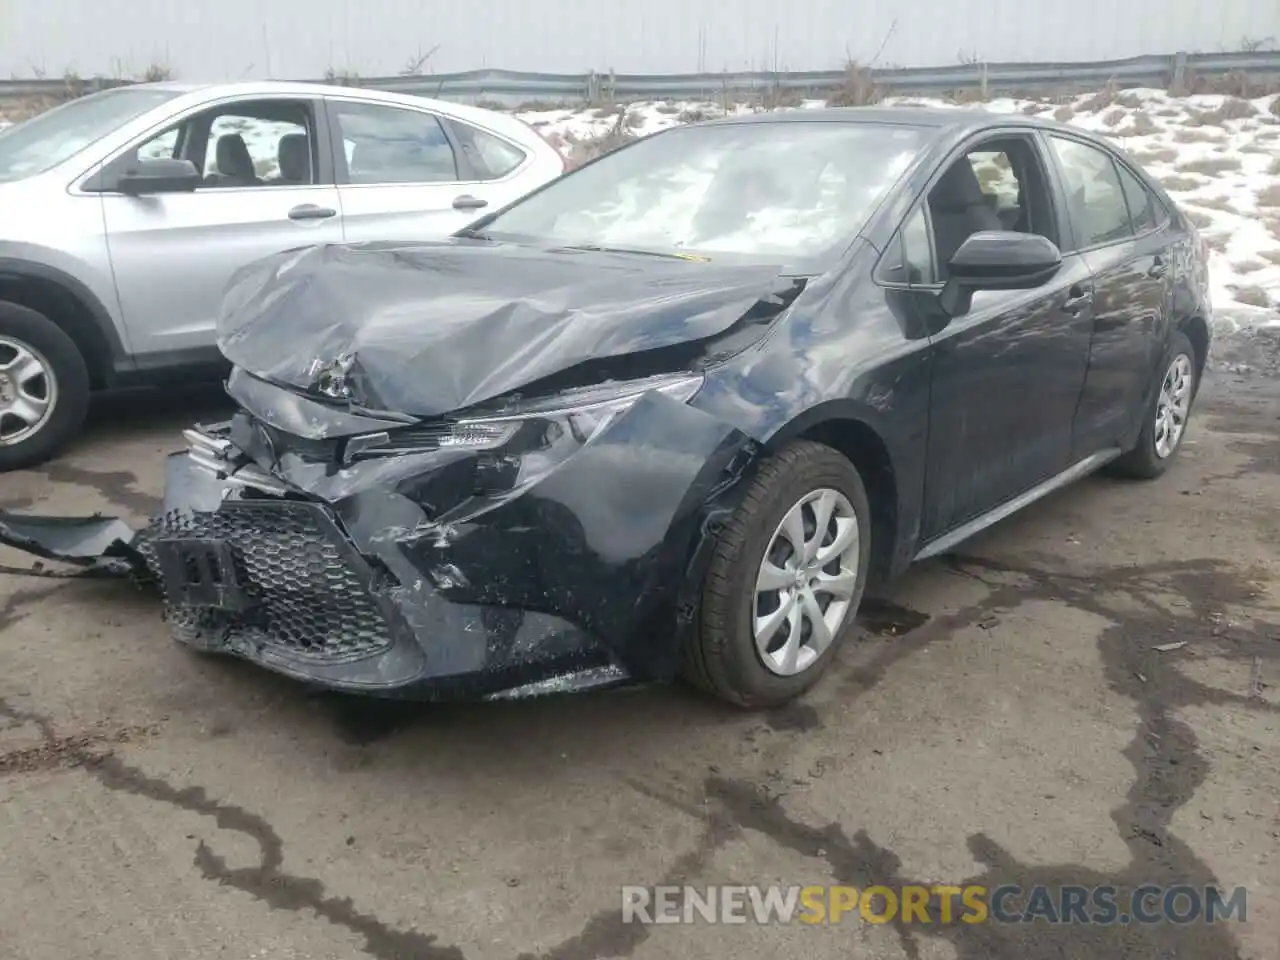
[512,89,1280,329]
[1,88,1278,327]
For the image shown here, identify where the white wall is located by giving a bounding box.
[2,0,1277,80]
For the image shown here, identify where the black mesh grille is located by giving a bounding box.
[141,500,395,662]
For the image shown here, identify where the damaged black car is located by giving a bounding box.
[0,108,1211,707]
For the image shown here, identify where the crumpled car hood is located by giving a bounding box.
[216,239,798,416]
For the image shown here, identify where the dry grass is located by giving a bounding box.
[140,62,174,82]
[1187,97,1258,125]
[1269,157,1280,176]
[623,111,645,129]
[1203,232,1231,253]
[1259,249,1280,266]
[1178,157,1242,175]
[1266,213,1280,242]
[1102,107,1126,127]
[1157,175,1204,192]
[761,87,804,110]
[677,107,710,123]
[1183,208,1215,229]
[565,113,633,170]
[1258,184,1280,208]
[1079,80,1120,111]
[591,104,624,118]
[1112,112,1159,137]
[1229,284,1273,307]
[1053,105,1076,122]
[655,102,681,115]
[1232,259,1267,274]
[1181,70,1280,98]
[942,86,988,104]
[827,60,883,107]
[1190,196,1241,213]
[1172,127,1227,143]
[1129,146,1178,164]
[1114,91,1145,109]
[1154,107,1183,118]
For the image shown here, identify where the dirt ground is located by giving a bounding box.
[0,363,1277,960]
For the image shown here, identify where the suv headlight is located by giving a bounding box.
[343,372,704,462]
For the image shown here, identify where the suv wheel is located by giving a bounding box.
[0,302,90,472]
[681,440,872,708]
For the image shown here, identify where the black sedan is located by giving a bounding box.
[0,106,1211,707]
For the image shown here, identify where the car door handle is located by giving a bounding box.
[1062,285,1093,316]
[452,195,488,211]
[1148,256,1168,279]
[288,204,337,221]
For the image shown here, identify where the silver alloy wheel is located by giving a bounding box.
[753,487,860,677]
[0,335,58,446]
[1153,353,1193,459]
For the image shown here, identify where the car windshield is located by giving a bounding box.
[474,120,929,268]
[0,87,181,182]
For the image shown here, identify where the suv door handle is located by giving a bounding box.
[1062,284,1093,315]
[1148,256,1168,279]
[452,194,488,211]
[288,204,337,221]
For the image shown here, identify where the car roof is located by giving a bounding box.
[703,105,1072,134]
[123,79,524,123]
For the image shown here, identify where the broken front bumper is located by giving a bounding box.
[2,392,754,700]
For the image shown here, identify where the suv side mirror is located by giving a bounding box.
[939,231,1063,316]
[116,158,201,196]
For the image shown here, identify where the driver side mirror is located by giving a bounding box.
[116,158,201,196]
[939,230,1063,317]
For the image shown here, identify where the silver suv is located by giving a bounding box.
[0,81,566,470]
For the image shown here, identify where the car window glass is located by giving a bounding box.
[478,122,927,267]
[449,121,526,179]
[333,102,459,184]
[1116,162,1161,234]
[137,127,180,161]
[0,87,181,182]
[966,150,1021,226]
[199,107,313,188]
[1049,137,1132,248]
[877,207,934,285]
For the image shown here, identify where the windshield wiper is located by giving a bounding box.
[560,243,710,262]
[454,226,491,240]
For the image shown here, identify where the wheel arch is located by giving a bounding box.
[765,403,902,585]
[0,259,127,390]
[1177,313,1210,387]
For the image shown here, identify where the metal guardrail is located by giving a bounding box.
[1,50,1277,107]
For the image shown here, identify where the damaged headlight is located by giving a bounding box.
[343,372,705,463]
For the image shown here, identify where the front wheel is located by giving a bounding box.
[681,440,872,708]
[0,302,90,472]
[1108,331,1198,480]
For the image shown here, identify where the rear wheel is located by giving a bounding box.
[1109,331,1198,480]
[681,440,871,708]
[0,302,90,472]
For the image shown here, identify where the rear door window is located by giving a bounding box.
[1115,162,1164,234]
[332,101,460,184]
[1048,136,1133,249]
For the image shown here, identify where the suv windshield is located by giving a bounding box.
[0,87,181,182]
[473,120,928,267]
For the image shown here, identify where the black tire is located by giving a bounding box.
[1108,331,1198,480]
[0,301,91,472]
[681,440,872,708]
